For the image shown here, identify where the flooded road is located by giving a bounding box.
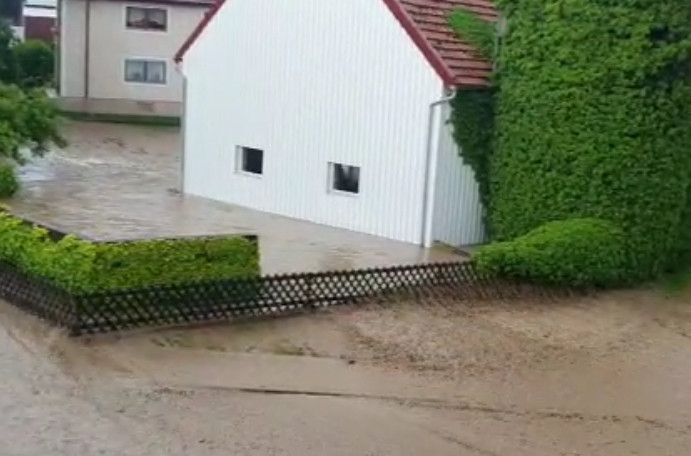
[3,288,691,455]
[9,121,460,274]
[0,303,473,456]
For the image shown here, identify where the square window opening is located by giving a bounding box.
[124,59,167,84]
[330,163,360,194]
[126,6,167,31]
[237,147,264,176]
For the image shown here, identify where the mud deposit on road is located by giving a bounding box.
[96,289,691,455]
[2,282,691,455]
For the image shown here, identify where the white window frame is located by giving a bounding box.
[124,5,169,33]
[123,58,168,85]
[235,146,265,178]
[327,162,361,197]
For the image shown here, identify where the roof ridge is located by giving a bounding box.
[174,0,496,87]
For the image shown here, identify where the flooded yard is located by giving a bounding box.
[1,120,690,455]
[9,121,460,274]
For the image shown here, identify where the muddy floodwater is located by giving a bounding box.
[9,121,460,274]
[2,286,691,455]
[1,121,691,455]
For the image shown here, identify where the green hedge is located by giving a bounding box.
[489,0,691,280]
[473,219,627,287]
[0,211,260,292]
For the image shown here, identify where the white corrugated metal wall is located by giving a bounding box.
[182,0,444,244]
[431,105,486,246]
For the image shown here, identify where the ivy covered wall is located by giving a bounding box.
[451,0,691,283]
[448,10,497,231]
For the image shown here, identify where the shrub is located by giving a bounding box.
[473,219,627,287]
[0,84,66,164]
[0,211,260,293]
[488,0,691,280]
[13,40,54,88]
[0,162,18,197]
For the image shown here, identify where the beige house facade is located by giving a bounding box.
[58,0,213,117]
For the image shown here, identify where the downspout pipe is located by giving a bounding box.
[55,0,61,92]
[83,0,91,100]
[421,90,456,248]
[178,73,187,193]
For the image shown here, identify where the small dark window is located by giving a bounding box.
[239,147,264,175]
[330,163,360,194]
[126,6,167,31]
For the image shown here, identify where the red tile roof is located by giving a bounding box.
[391,0,496,86]
[175,0,496,87]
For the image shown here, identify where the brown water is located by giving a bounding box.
[0,301,479,456]
[2,273,691,454]
[9,120,460,275]
[87,289,691,456]
[3,120,691,455]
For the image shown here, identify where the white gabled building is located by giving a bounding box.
[175,0,495,247]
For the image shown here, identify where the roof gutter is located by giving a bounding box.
[421,90,456,248]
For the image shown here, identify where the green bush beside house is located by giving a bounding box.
[473,219,627,288]
[13,40,54,89]
[0,211,260,293]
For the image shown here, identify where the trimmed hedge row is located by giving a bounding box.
[0,211,260,292]
[485,0,691,281]
[473,219,627,288]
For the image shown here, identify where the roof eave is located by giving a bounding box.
[174,0,226,63]
[381,0,457,86]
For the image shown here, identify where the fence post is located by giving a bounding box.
[305,275,316,311]
[68,294,82,337]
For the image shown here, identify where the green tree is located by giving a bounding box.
[0,84,65,164]
[0,21,18,84]
[0,24,64,198]
[14,40,54,88]
[0,84,65,197]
